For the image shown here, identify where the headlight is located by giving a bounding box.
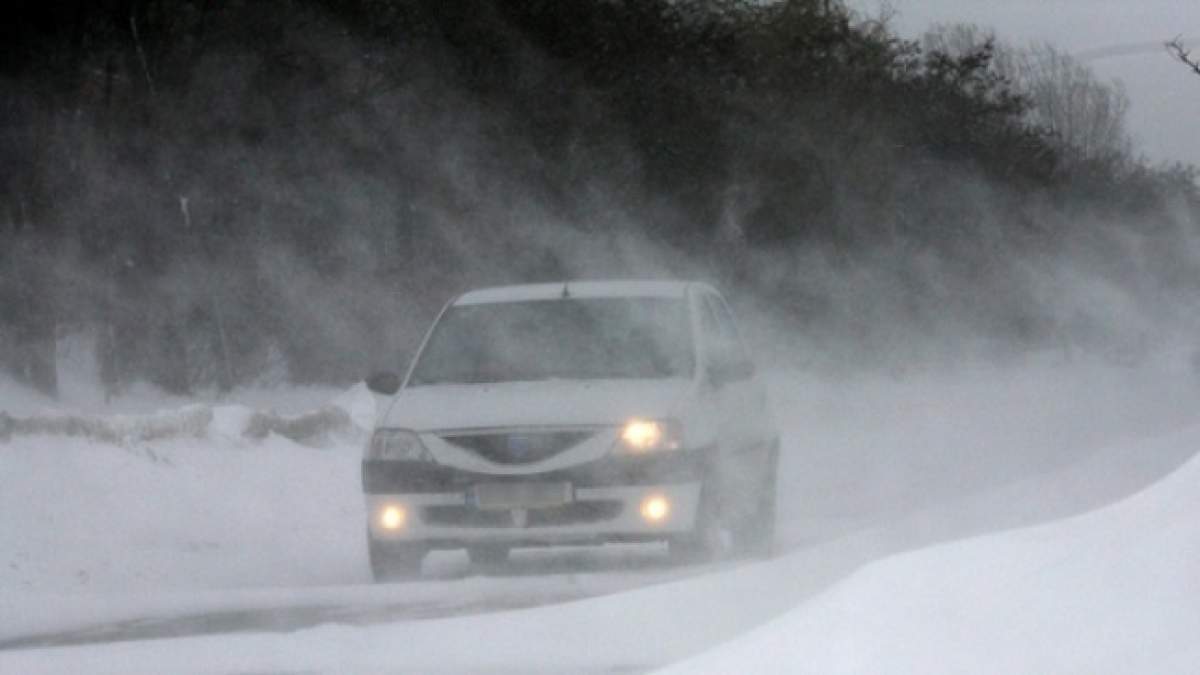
[366,429,432,461]
[378,504,407,530]
[616,419,683,454]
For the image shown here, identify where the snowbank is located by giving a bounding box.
[661,426,1200,675]
[0,432,366,596]
[0,383,376,447]
[0,406,214,445]
[3,426,1197,674]
[0,383,380,597]
[1,358,1198,673]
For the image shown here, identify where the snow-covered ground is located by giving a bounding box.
[665,424,1200,674]
[2,350,1198,673]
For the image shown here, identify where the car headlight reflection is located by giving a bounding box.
[618,419,682,453]
[366,429,432,461]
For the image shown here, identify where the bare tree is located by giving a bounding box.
[925,24,1133,166]
[1016,42,1132,165]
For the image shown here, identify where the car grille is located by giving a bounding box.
[439,430,595,465]
[422,501,623,528]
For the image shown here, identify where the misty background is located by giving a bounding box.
[3,0,1199,398]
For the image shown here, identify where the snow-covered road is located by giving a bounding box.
[2,355,1198,672]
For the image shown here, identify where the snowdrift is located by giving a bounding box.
[0,382,378,597]
[2,360,1198,673]
[4,419,1197,674]
[0,389,373,448]
[661,425,1200,674]
[0,406,214,445]
[0,430,367,598]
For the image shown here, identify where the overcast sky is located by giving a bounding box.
[847,0,1200,167]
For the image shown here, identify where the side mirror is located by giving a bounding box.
[366,371,402,396]
[706,359,755,387]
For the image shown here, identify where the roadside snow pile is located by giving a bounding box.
[0,432,367,596]
[1,361,1198,673]
[0,383,376,447]
[0,406,214,445]
[0,382,378,595]
[662,425,1200,675]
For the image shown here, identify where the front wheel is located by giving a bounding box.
[733,444,779,557]
[668,483,728,564]
[368,537,426,582]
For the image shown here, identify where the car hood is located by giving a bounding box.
[379,378,693,431]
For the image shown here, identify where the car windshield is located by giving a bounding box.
[407,297,694,385]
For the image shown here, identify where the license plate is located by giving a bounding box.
[470,482,572,510]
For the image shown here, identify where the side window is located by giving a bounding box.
[701,294,747,367]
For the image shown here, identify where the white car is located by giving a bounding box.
[362,280,778,579]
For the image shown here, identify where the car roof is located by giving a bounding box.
[454,280,708,306]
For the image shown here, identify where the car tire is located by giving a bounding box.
[668,482,726,564]
[733,443,778,557]
[368,537,426,582]
[466,544,511,570]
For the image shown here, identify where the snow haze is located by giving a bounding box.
[4,353,1200,672]
[4,2,1200,673]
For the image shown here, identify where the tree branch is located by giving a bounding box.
[1166,36,1200,76]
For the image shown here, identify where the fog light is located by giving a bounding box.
[640,495,670,523]
[379,504,407,530]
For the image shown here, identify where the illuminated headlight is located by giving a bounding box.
[617,419,683,454]
[366,429,432,461]
[639,494,671,523]
[379,504,407,530]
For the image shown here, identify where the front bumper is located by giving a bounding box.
[363,447,712,547]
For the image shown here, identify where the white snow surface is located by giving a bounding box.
[2,351,1199,673]
[662,427,1200,674]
